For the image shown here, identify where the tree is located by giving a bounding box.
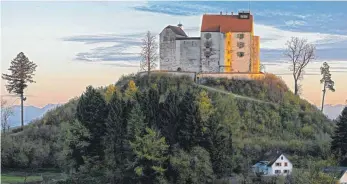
[2,52,37,129]
[104,84,117,103]
[1,99,14,133]
[76,86,109,163]
[140,31,158,76]
[103,92,129,183]
[130,127,169,183]
[320,62,335,112]
[124,80,138,100]
[170,146,214,183]
[331,106,347,166]
[284,37,315,95]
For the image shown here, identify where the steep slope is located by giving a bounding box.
[7,73,334,174]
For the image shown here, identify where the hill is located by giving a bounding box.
[1,73,337,183]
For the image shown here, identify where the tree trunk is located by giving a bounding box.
[294,80,298,95]
[321,88,326,112]
[20,93,24,130]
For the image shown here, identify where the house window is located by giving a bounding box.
[237,42,245,48]
[284,170,289,173]
[284,162,288,166]
[281,156,283,160]
[237,33,244,39]
[275,170,281,174]
[275,163,282,166]
[237,52,245,57]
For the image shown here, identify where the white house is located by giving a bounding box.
[252,152,293,176]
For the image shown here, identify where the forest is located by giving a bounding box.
[1,73,346,184]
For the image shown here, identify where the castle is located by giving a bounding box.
[159,11,261,75]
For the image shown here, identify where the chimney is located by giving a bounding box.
[231,12,233,15]
[177,23,183,30]
[220,11,222,15]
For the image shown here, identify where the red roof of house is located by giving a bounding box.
[201,14,253,33]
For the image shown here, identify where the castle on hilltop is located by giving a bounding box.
[159,11,261,75]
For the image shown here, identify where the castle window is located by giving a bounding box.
[237,52,245,57]
[237,34,244,39]
[237,42,245,48]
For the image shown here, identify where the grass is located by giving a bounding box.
[1,174,42,184]
[1,169,66,184]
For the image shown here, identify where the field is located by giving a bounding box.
[1,169,65,184]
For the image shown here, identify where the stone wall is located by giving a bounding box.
[200,32,223,72]
[176,39,201,72]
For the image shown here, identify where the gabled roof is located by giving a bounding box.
[201,14,253,33]
[323,168,347,179]
[164,25,188,37]
[257,151,289,167]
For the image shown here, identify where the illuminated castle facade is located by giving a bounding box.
[159,11,260,74]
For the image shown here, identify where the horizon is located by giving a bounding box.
[1,1,347,107]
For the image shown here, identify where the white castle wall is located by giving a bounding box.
[176,39,201,72]
[200,32,223,72]
[159,28,185,71]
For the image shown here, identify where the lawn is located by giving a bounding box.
[1,174,42,184]
[1,169,66,184]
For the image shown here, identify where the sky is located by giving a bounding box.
[1,1,347,108]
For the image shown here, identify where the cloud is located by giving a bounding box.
[263,60,347,75]
[63,33,148,66]
[285,20,306,27]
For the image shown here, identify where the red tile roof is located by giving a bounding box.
[201,14,253,33]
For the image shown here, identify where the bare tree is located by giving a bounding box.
[284,37,316,95]
[2,52,37,130]
[320,62,335,112]
[140,31,158,76]
[1,99,14,133]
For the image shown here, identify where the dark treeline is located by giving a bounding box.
[1,74,346,184]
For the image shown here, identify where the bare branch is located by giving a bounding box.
[284,37,316,95]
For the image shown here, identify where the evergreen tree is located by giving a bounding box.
[158,90,181,146]
[320,62,335,112]
[331,106,347,165]
[2,52,37,129]
[76,86,109,160]
[127,102,145,141]
[177,91,202,150]
[130,127,169,183]
[103,92,128,183]
[146,87,160,127]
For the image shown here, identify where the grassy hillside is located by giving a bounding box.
[1,73,336,183]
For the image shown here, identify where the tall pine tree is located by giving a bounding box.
[158,90,181,147]
[103,91,128,183]
[177,91,202,150]
[331,106,347,166]
[76,86,109,160]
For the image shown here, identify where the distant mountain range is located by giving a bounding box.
[322,104,345,120]
[5,104,60,128]
[1,103,345,128]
